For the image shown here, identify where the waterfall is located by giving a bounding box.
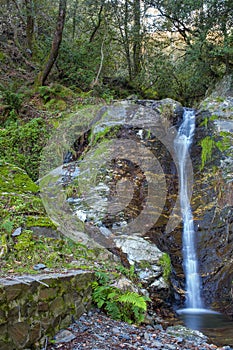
[175,108,203,309]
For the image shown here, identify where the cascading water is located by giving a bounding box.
[175,108,203,310]
[174,110,233,344]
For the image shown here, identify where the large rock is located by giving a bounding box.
[43,100,184,309]
[114,236,172,308]
[190,81,233,314]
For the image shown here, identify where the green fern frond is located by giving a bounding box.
[105,301,121,320]
[117,292,147,311]
[92,271,149,324]
[107,291,118,299]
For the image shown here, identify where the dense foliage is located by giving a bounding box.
[0,118,49,180]
[92,271,150,324]
[0,0,232,105]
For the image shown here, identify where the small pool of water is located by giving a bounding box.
[177,308,233,347]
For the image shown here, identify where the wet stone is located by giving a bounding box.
[54,329,76,343]
[47,308,227,350]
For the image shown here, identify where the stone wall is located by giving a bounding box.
[0,270,95,350]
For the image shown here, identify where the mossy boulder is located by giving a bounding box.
[0,161,39,194]
[0,161,54,229]
[0,162,117,275]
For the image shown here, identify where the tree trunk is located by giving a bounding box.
[36,0,67,86]
[132,0,141,78]
[72,0,78,41]
[25,0,34,51]
[124,0,132,81]
[89,4,103,43]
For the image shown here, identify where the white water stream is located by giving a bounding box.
[175,108,203,309]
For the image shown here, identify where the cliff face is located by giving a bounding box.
[149,84,233,314]
[48,95,232,314]
[4,88,231,316]
[191,86,233,314]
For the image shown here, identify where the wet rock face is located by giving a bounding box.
[114,235,173,313]
[61,100,182,307]
[192,92,233,314]
[64,101,181,247]
[62,94,232,314]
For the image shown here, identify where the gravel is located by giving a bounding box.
[46,309,232,350]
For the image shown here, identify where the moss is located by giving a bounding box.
[45,99,67,111]
[137,260,152,269]
[0,51,6,62]
[89,125,121,147]
[26,216,57,229]
[159,253,171,282]
[0,162,39,194]
[0,163,97,274]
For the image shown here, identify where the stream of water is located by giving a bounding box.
[175,108,203,309]
[174,109,233,347]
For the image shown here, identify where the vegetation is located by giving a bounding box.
[0,0,232,105]
[200,132,233,170]
[0,161,94,274]
[159,253,171,282]
[92,271,150,324]
[0,118,50,180]
[0,0,232,326]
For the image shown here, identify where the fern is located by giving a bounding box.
[105,300,121,320]
[95,271,111,285]
[92,272,149,324]
[117,292,147,311]
[116,264,136,280]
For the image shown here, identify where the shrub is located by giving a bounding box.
[92,271,149,324]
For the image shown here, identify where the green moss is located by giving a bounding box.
[159,253,171,282]
[89,125,121,147]
[0,51,6,62]
[0,117,50,181]
[137,260,152,269]
[14,230,35,251]
[200,136,216,170]
[26,216,57,229]
[0,162,38,194]
[90,126,111,145]
[0,162,48,240]
[45,99,67,111]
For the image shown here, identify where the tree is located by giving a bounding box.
[36,0,67,86]
[148,0,233,74]
[132,0,142,77]
[110,0,145,81]
[24,0,35,51]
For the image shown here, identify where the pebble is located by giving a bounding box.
[12,227,22,237]
[47,308,231,350]
[54,330,76,343]
[33,263,46,270]
[112,327,121,334]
